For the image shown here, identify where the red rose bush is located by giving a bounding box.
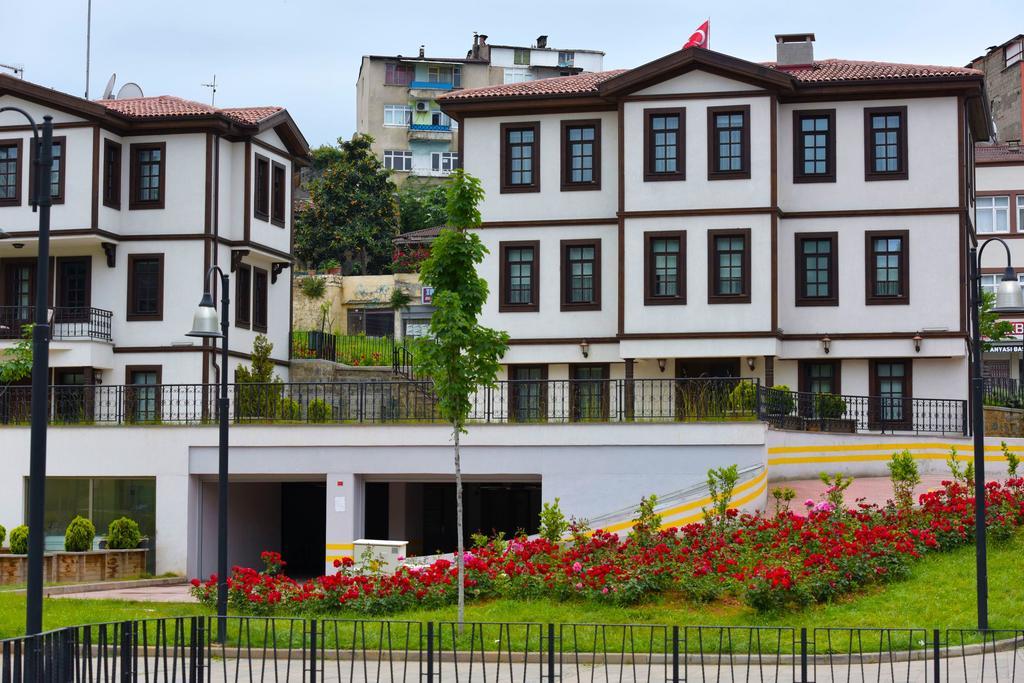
[190,478,1024,615]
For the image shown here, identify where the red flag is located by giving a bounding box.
[683,20,710,50]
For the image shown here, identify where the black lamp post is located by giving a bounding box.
[1,108,53,649]
[186,266,230,642]
[969,237,1024,631]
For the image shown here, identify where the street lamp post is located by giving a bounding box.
[969,237,1024,631]
[187,266,231,642]
[0,108,53,645]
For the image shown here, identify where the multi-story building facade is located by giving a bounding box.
[0,75,307,390]
[970,35,1023,144]
[356,34,604,182]
[441,34,988,418]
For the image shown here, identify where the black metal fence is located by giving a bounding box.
[291,331,416,378]
[0,306,112,342]
[0,378,758,426]
[1,617,1022,682]
[983,377,1024,409]
[757,385,967,435]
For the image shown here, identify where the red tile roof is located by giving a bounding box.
[442,57,981,102]
[98,95,282,125]
[976,143,1024,164]
[762,58,982,82]
[440,70,626,100]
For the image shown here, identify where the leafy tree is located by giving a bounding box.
[234,335,283,419]
[397,178,448,234]
[980,290,1013,351]
[0,325,32,386]
[415,169,509,627]
[294,135,399,273]
[308,145,344,173]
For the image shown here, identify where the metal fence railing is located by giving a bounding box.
[1,617,1021,682]
[983,377,1024,409]
[0,378,759,427]
[756,385,968,435]
[0,306,113,342]
[291,331,416,378]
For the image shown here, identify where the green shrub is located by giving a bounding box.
[814,393,847,419]
[729,381,756,413]
[704,464,740,531]
[629,495,662,547]
[887,450,921,510]
[279,398,302,421]
[300,276,327,300]
[819,472,854,510]
[65,516,96,552]
[771,487,795,515]
[539,498,569,544]
[106,517,142,550]
[9,525,29,555]
[1002,441,1020,477]
[307,399,331,423]
[766,385,795,415]
[0,524,5,548]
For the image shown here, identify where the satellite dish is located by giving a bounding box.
[116,82,143,99]
[101,73,116,100]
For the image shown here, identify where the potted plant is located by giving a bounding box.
[811,393,856,433]
[99,517,149,578]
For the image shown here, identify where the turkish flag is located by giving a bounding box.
[683,20,710,49]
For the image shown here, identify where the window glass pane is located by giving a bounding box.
[650,237,680,297]
[506,247,534,304]
[649,114,680,175]
[870,111,903,173]
[871,237,903,297]
[506,127,535,186]
[93,479,156,544]
[566,125,596,184]
[0,144,17,199]
[715,235,745,295]
[713,111,745,172]
[566,244,596,303]
[36,479,90,539]
[801,238,832,298]
[132,259,160,314]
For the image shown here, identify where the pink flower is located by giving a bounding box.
[804,499,815,508]
[575,582,583,589]
[572,561,583,573]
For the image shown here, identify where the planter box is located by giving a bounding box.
[806,418,858,434]
[0,549,148,586]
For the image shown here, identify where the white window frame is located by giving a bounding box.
[514,48,531,66]
[981,274,1000,296]
[558,51,575,67]
[383,150,413,172]
[453,66,462,88]
[1006,40,1023,67]
[976,195,1011,234]
[427,65,452,83]
[431,152,459,174]
[430,110,452,128]
[1019,195,1024,233]
[503,66,532,84]
[383,104,412,128]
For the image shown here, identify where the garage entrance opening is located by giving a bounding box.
[362,481,541,557]
[282,482,326,578]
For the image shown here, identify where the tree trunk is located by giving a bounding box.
[454,424,465,631]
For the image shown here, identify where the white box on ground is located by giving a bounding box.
[352,539,408,573]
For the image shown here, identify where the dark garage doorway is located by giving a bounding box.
[281,482,326,578]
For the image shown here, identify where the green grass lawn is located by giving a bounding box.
[1,532,1021,648]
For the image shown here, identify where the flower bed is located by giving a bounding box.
[191,479,1024,616]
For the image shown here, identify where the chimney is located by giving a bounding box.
[418,45,425,59]
[471,33,479,59]
[774,33,815,67]
[536,35,548,49]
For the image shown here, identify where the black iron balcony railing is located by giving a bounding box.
[0,306,113,342]
[0,378,968,433]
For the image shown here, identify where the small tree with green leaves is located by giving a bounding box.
[539,498,569,544]
[887,449,920,511]
[771,487,796,515]
[981,291,1014,350]
[629,495,663,547]
[235,335,283,419]
[415,169,509,628]
[1,325,32,385]
[819,472,853,510]
[947,446,975,486]
[704,465,740,531]
[1002,441,1020,477]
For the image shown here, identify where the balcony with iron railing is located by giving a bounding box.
[408,123,453,142]
[0,378,968,434]
[0,306,113,342]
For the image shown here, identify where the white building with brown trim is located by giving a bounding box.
[441,34,988,422]
[0,74,309,395]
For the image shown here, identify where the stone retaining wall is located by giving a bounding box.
[984,406,1024,437]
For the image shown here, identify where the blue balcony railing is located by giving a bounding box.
[409,80,452,90]
[409,123,451,132]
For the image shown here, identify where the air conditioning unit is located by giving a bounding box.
[414,101,429,112]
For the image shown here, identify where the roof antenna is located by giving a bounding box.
[202,74,218,106]
[84,0,92,98]
[0,62,24,78]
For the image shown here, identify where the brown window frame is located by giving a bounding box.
[129,142,167,210]
[793,109,836,183]
[559,119,601,191]
[271,161,287,227]
[643,107,685,181]
[102,139,122,210]
[864,106,908,181]
[865,229,909,305]
[498,240,540,312]
[254,154,270,221]
[0,138,24,207]
[569,363,610,422]
[643,230,686,305]
[795,232,838,306]
[55,256,92,313]
[559,239,601,311]
[706,105,751,180]
[707,228,751,304]
[508,364,548,423]
[868,358,913,430]
[252,267,269,333]
[126,253,165,321]
[125,365,163,424]
[500,121,541,194]
[234,263,251,329]
[30,136,66,204]
[797,359,842,395]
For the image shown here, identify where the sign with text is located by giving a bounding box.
[422,287,434,304]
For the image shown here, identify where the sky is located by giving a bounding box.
[2,0,1022,148]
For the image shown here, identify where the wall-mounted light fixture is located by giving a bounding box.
[746,357,756,371]
[913,334,923,353]
[579,339,590,359]
[821,336,831,355]
[657,358,667,373]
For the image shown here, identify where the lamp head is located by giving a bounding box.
[993,268,1024,314]
[186,291,222,338]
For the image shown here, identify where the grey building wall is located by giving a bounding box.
[971,41,1023,142]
